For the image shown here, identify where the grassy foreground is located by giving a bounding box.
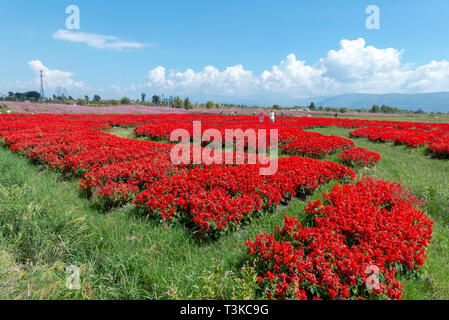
[0,126,448,299]
[0,140,319,299]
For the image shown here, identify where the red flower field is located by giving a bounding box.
[0,113,436,299]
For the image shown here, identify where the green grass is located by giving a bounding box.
[0,143,326,300]
[107,127,142,140]
[106,127,171,144]
[1,124,448,300]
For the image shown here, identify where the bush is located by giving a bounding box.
[120,97,131,105]
[338,147,381,168]
[183,98,191,109]
[0,104,9,114]
[205,101,215,109]
[246,178,433,300]
[172,97,183,109]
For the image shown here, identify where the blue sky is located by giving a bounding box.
[1,0,449,105]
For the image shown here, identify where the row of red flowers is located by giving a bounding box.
[134,157,354,239]
[349,126,449,149]
[134,114,449,159]
[245,178,433,300]
[428,135,449,157]
[134,115,355,158]
[338,147,381,168]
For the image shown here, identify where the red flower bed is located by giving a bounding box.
[134,115,356,158]
[429,136,449,157]
[246,178,433,300]
[132,114,449,158]
[135,157,354,239]
[350,127,449,148]
[338,147,381,168]
[280,131,354,158]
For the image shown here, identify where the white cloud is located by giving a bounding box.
[27,60,84,89]
[405,60,449,92]
[147,66,168,85]
[1,60,103,98]
[321,38,403,82]
[146,64,257,96]
[52,29,148,51]
[260,53,327,97]
[109,83,141,96]
[143,38,449,100]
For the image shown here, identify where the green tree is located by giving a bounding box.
[120,97,131,105]
[273,104,281,110]
[141,93,146,103]
[308,102,316,111]
[415,108,425,114]
[205,101,215,109]
[370,104,380,113]
[76,98,87,105]
[152,95,160,104]
[172,97,183,108]
[24,91,41,101]
[93,95,101,103]
[183,97,191,109]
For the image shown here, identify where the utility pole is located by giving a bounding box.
[40,70,45,101]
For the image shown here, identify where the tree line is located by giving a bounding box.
[0,90,428,114]
[1,90,288,111]
[306,102,425,114]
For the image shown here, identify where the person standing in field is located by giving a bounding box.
[259,111,266,123]
[270,111,275,122]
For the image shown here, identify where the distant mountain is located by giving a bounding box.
[310,92,449,113]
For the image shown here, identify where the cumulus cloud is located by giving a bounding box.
[260,53,327,97]
[321,38,403,82]
[146,64,257,96]
[27,60,84,89]
[143,38,449,99]
[1,60,104,98]
[52,29,148,51]
[405,60,449,92]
